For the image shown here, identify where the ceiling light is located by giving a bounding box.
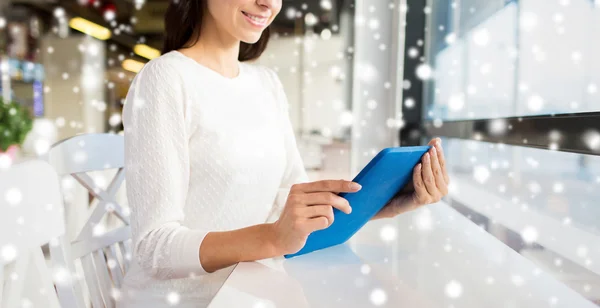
[69,17,111,40]
[122,59,145,73]
[134,44,161,60]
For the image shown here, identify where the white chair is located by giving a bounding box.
[0,160,64,308]
[46,133,132,308]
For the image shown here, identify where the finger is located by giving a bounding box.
[306,216,330,232]
[292,180,362,194]
[302,205,335,226]
[421,152,439,198]
[304,192,352,214]
[412,163,429,203]
[433,138,450,184]
[429,146,448,195]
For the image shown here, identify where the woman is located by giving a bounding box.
[120,0,450,307]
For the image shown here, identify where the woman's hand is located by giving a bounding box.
[374,138,450,219]
[271,180,361,255]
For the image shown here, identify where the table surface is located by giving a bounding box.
[208,202,596,308]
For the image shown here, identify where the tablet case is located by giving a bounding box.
[284,146,431,258]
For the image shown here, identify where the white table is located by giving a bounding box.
[208,203,596,308]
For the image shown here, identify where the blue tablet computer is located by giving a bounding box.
[284,146,431,259]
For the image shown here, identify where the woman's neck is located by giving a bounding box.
[180,18,241,79]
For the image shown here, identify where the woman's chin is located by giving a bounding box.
[239,32,263,45]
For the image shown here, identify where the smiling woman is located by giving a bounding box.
[119,0,448,307]
[161,0,274,62]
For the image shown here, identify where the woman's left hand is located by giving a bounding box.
[373,138,450,219]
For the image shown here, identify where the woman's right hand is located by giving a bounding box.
[271,180,362,255]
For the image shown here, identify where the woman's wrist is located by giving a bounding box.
[263,223,284,257]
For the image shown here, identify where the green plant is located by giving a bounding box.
[0,97,33,152]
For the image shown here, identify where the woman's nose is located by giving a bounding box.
[256,0,281,10]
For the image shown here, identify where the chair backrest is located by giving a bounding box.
[0,160,64,308]
[46,133,132,308]
[46,133,130,241]
[50,225,131,308]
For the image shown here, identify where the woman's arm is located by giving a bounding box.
[124,60,357,277]
[123,60,211,278]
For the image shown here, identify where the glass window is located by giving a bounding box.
[425,0,600,120]
[424,0,600,303]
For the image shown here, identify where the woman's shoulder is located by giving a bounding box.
[130,51,189,91]
[137,51,186,77]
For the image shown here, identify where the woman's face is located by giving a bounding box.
[206,0,282,44]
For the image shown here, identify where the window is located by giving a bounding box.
[422,0,600,304]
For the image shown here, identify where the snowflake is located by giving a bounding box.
[320,0,332,10]
[304,13,318,27]
[53,266,72,286]
[480,63,492,75]
[472,28,490,46]
[361,264,371,275]
[111,288,122,301]
[166,292,180,306]
[528,181,541,194]
[253,301,268,308]
[53,7,66,19]
[445,33,457,45]
[414,209,433,230]
[445,280,463,298]
[444,244,452,252]
[486,276,495,284]
[448,93,465,111]
[576,245,588,258]
[404,98,415,108]
[0,17,5,29]
[5,187,22,206]
[320,29,332,40]
[521,226,538,243]
[588,83,598,94]
[370,288,387,306]
[415,63,433,80]
[571,51,582,63]
[584,284,592,292]
[408,47,419,58]
[473,166,490,184]
[582,130,600,151]
[554,258,563,267]
[526,94,544,112]
[109,113,122,127]
[366,99,378,110]
[511,275,525,286]
[380,225,397,242]
[93,224,106,237]
[520,12,538,32]
[553,182,564,193]
[1,244,18,263]
[356,62,377,83]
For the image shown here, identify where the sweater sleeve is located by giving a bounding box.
[122,59,209,279]
[264,68,310,223]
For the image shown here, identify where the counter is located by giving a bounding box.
[208,202,595,307]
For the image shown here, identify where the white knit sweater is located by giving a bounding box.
[119,51,308,307]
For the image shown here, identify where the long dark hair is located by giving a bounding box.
[162,0,271,62]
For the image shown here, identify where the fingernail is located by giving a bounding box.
[348,206,353,214]
[350,182,362,190]
[424,153,430,162]
[432,146,437,154]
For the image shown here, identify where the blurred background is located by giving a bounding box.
[1,0,600,306]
